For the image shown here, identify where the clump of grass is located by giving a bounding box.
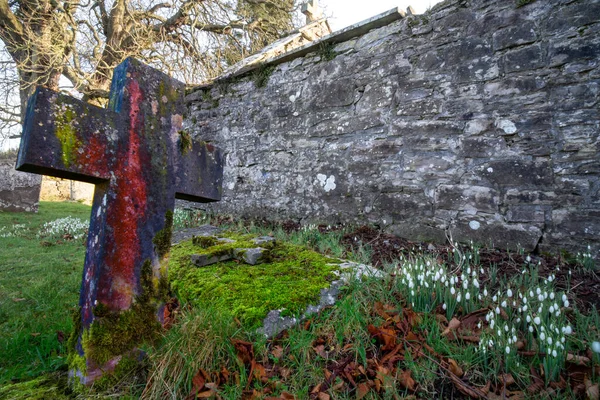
[142,307,241,400]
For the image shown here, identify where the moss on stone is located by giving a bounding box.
[178,130,193,156]
[169,234,341,328]
[55,107,80,168]
[72,259,163,381]
[252,65,276,88]
[192,235,218,248]
[153,210,174,259]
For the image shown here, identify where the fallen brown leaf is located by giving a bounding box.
[317,392,330,400]
[398,369,416,392]
[271,345,284,359]
[567,353,591,366]
[356,382,369,399]
[586,376,599,400]
[448,359,463,377]
[442,318,461,338]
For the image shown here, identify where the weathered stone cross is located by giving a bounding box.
[16,58,223,384]
[302,0,324,24]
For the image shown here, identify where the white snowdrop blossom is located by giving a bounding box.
[593,342,600,353]
[534,317,541,325]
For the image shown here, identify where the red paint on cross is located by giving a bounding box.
[98,80,149,310]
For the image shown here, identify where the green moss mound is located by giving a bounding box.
[0,373,73,400]
[169,234,341,329]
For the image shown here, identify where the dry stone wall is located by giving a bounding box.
[0,151,41,212]
[186,0,600,256]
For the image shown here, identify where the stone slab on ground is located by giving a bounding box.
[172,225,220,245]
[258,261,384,338]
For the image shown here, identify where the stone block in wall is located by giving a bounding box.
[0,151,41,212]
[506,205,551,223]
[450,217,543,252]
[546,210,600,247]
[548,37,600,68]
[493,25,537,51]
[504,44,544,73]
[436,185,499,214]
[477,159,554,187]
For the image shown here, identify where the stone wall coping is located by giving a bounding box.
[191,7,407,91]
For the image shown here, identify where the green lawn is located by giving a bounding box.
[0,201,90,384]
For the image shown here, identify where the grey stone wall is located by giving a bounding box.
[0,151,41,212]
[186,0,600,256]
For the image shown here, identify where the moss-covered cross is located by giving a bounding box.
[15,58,224,386]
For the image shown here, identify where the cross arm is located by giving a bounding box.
[16,87,120,184]
[175,139,224,202]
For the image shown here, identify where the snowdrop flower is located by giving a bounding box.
[593,342,600,353]
[490,320,495,329]
[483,288,488,296]
[548,337,553,345]
[552,349,557,357]
[478,294,482,300]
[562,326,572,335]
[505,346,510,354]
[538,294,545,302]
[463,281,468,290]
[540,332,546,341]
[523,297,527,304]
[544,292,548,300]
[466,292,471,300]
[529,290,534,298]
[526,255,531,263]
[549,305,555,313]
[495,306,501,315]
[457,293,462,302]
[529,326,534,333]
[537,288,542,295]
[501,300,507,308]
[561,337,566,343]
[523,305,528,312]
[513,335,517,343]
[477,321,482,329]
[473,279,480,288]
[451,287,456,295]
[507,288,513,298]
[562,294,568,302]
[493,294,498,302]
[442,303,447,310]
[534,316,541,325]
[497,329,502,336]
[504,325,509,332]
[564,299,570,308]
[480,268,484,274]
[516,318,521,323]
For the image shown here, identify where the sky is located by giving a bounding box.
[322,0,443,31]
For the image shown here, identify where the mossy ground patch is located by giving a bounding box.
[169,234,342,329]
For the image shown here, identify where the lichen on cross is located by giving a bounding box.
[16,58,224,385]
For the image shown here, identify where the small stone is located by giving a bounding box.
[234,247,268,265]
[192,235,218,248]
[191,253,233,267]
[251,236,276,245]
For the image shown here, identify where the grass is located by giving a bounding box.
[0,201,90,384]
[2,203,600,399]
